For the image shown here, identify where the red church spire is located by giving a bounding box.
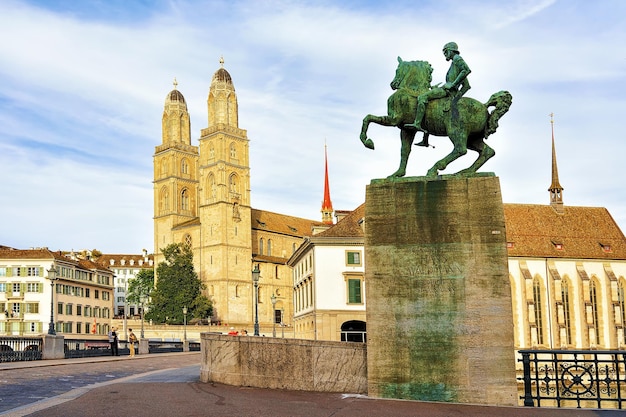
[321,144,334,224]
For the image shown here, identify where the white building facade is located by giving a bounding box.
[0,248,114,338]
[289,205,366,341]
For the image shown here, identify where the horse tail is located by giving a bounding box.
[484,91,512,138]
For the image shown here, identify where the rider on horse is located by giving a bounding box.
[405,42,472,147]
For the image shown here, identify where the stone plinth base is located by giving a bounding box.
[365,174,516,405]
[42,334,65,359]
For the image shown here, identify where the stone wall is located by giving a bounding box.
[200,333,367,393]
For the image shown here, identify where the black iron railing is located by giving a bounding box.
[0,336,43,362]
[64,339,112,358]
[519,349,626,409]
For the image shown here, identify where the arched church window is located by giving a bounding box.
[229,173,238,193]
[161,159,167,177]
[619,280,626,346]
[181,158,189,175]
[160,187,169,214]
[210,144,215,159]
[532,277,544,345]
[207,174,216,202]
[181,189,189,211]
[230,142,237,159]
[259,238,264,255]
[267,239,272,257]
[590,279,601,346]
[561,279,572,346]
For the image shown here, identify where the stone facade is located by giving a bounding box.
[365,174,516,406]
[153,63,323,330]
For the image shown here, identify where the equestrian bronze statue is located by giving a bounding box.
[360,54,512,178]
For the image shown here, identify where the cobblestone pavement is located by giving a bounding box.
[0,353,200,414]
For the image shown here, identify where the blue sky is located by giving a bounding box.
[1,0,625,253]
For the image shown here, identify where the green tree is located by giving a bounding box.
[145,243,212,324]
[127,268,154,310]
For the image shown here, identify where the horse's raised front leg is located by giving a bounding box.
[389,128,416,178]
[427,134,467,177]
[360,114,398,150]
[360,115,377,150]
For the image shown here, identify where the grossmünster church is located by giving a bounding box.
[153,59,325,329]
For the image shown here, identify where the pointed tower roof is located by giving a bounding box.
[161,78,191,146]
[165,77,186,105]
[548,113,564,213]
[207,57,238,128]
[321,144,334,225]
[211,56,234,88]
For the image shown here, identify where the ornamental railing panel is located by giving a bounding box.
[519,349,626,409]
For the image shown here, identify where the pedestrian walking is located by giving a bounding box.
[128,328,137,357]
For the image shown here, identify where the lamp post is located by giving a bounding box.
[140,297,145,339]
[182,306,188,342]
[281,308,285,338]
[47,266,58,335]
[252,264,260,336]
[270,293,277,337]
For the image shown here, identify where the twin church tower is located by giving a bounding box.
[153,59,325,329]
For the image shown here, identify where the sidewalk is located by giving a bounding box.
[2,353,623,417]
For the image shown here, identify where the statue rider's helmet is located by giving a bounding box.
[443,42,459,53]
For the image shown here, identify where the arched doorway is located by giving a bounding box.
[341,320,366,343]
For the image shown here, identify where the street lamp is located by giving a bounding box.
[182,306,188,342]
[47,266,58,335]
[270,293,277,337]
[140,296,145,339]
[252,264,260,336]
[281,308,285,338]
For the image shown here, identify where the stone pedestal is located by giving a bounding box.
[42,334,65,359]
[139,338,149,355]
[365,174,516,405]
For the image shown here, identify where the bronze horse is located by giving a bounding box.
[360,57,512,177]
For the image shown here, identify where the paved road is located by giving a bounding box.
[0,353,200,415]
[1,353,624,417]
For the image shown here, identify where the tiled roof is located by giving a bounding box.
[0,248,64,261]
[96,253,154,268]
[503,204,626,260]
[316,204,365,238]
[254,254,289,264]
[251,209,324,237]
[172,217,201,230]
[0,248,113,272]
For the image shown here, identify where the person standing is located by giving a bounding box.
[128,329,137,357]
[108,327,119,356]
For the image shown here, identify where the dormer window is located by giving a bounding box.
[600,243,612,253]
